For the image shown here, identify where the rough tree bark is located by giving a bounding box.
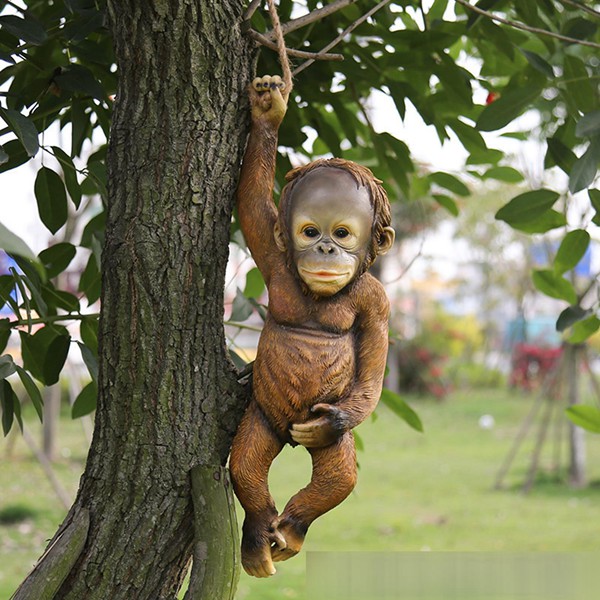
[13,2,255,598]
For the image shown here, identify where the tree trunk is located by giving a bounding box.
[14,2,255,599]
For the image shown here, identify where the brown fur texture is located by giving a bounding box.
[229,79,393,578]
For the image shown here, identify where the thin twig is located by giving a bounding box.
[248,29,343,61]
[292,0,393,76]
[456,0,600,49]
[244,0,262,22]
[577,269,600,303]
[558,0,600,18]
[225,320,264,333]
[263,0,359,40]
[383,237,425,285]
[6,313,100,329]
[22,427,72,510]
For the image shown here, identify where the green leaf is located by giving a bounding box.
[477,84,542,132]
[230,288,253,322]
[554,230,590,275]
[546,138,576,175]
[41,285,80,312]
[563,56,595,114]
[501,132,529,141]
[0,379,17,436]
[589,189,600,226]
[243,267,265,300]
[568,316,600,344]
[9,253,47,286]
[532,270,577,304]
[521,50,555,79]
[565,406,600,434]
[495,189,559,225]
[428,171,469,196]
[34,167,68,235]
[51,146,82,208]
[77,342,98,383]
[466,148,504,165]
[556,305,593,332]
[379,388,423,433]
[0,320,10,354]
[0,144,9,165]
[482,166,524,183]
[19,326,71,386]
[72,381,97,419]
[0,15,47,45]
[0,221,40,265]
[70,99,90,158]
[0,354,16,380]
[0,275,18,315]
[80,317,99,356]
[0,140,30,175]
[576,111,600,138]
[432,194,459,216]
[38,243,77,279]
[80,211,106,249]
[448,118,486,153]
[0,108,39,157]
[79,252,101,305]
[569,138,600,194]
[54,64,105,101]
[503,211,566,234]
[228,349,247,370]
[15,365,43,422]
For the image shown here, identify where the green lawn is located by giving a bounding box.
[2,388,600,599]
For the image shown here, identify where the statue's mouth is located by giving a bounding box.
[300,269,348,281]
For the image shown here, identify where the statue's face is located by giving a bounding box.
[287,168,374,296]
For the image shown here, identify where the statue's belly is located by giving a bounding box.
[253,321,355,435]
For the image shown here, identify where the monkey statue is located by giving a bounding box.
[230,75,395,578]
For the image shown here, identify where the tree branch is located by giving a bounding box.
[243,0,262,22]
[6,313,100,329]
[292,0,393,76]
[247,28,343,61]
[558,0,600,19]
[456,0,600,49]
[262,0,359,41]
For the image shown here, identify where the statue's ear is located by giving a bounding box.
[273,221,286,252]
[377,226,395,255]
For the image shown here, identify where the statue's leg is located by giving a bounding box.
[272,431,357,562]
[230,401,285,577]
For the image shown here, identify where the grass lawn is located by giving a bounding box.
[2,387,600,599]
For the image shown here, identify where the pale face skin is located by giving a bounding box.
[285,168,375,296]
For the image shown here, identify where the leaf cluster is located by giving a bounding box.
[0,0,109,432]
[1,1,600,434]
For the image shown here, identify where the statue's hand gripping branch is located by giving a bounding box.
[230,75,395,578]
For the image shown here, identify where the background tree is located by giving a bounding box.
[1,1,599,598]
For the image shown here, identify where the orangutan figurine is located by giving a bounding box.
[230,75,395,578]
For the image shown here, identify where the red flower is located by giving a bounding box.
[486,91,500,105]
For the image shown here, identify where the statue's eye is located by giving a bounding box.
[334,227,350,239]
[303,226,319,238]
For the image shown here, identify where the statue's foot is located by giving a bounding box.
[271,517,306,563]
[242,518,286,578]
